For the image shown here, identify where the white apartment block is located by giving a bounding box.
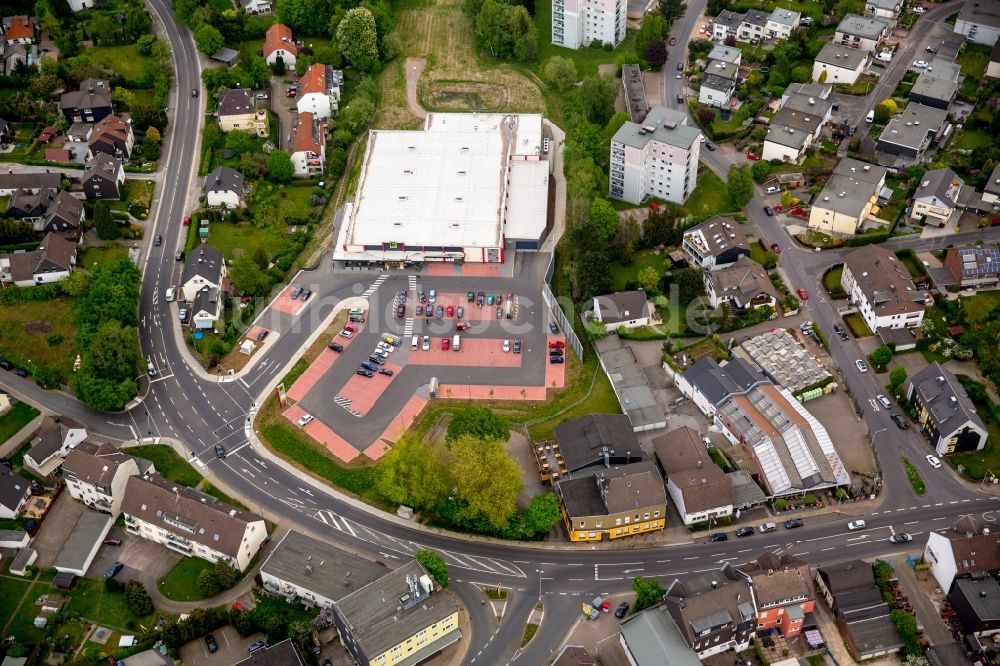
[122,474,267,572]
[841,244,926,333]
[609,106,702,205]
[63,442,147,517]
[552,0,626,50]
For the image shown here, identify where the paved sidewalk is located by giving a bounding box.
[892,557,953,647]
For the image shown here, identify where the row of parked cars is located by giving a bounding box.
[0,359,29,377]
[549,339,565,363]
[356,337,397,378]
[708,519,912,543]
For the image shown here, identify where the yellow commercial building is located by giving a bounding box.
[556,461,667,542]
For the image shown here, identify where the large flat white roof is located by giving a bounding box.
[504,159,548,241]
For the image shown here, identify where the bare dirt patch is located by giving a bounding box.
[23,320,52,335]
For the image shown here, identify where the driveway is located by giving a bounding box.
[180,625,265,665]
[269,75,299,151]
[86,527,180,583]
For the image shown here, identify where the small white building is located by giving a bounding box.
[297,64,343,120]
[765,8,801,40]
[190,287,222,330]
[762,92,833,164]
[699,73,736,108]
[923,517,1000,592]
[865,0,902,20]
[204,166,247,209]
[593,291,650,330]
[63,442,148,516]
[551,0,627,49]
[910,168,963,226]
[652,427,734,527]
[263,23,297,67]
[812,43,869,85]
[712,10,745,41]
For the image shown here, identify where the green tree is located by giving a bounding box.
[670,267,704,303]
[450,434,523,530]
[212,561,240,589]
[751,160,770,183]
[523,492,562,535]
[635,13,667,60]
[475,0,537,62]
[336,8,380,72]
[658,0,686,23]
[72,321,141,411]
[706,0,730,15]
[543,56,577,90]
[94,201,118,240]
[265,616,288,644]
[125,580,154,616]
[194,23,225,56]
[873,98,897,124]
[963,293,997,326]
[377,436,453,510]
[580,75,618,125]
[125,6,152,35]
[890,366,907,391]
[276,0,310,33]
[780,190,793,208]
[619,215,641,248]
[447,406,509,442]
[589,198,619,241]
[632,575,666,612]
[229,608,255,636]
[727,164,754,209]
[870,344,893,369]
[229,254,273,296]
[415,550,450,588]
[638,266,660,293]
[576,250,612,301]
[198,568,221,596]
[145,126,161,144]
[266,150,295,183]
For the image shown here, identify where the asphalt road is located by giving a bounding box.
[0,2,997,664]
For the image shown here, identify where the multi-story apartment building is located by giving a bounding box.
[121,474,267,571]
[609,106,701,205]
[910,168,963,226]
[289,112,326,177]
[835,13,893,51]
[943,247,1000,289]
[737,553,815,637]
[62,442,149,516]
[906,363,988,456]
[551,0,626,50]
[841,244,926,333]
[555,461,667,542]
[808,158,887,236]
[664,565,757,659]
[297,63,344,120]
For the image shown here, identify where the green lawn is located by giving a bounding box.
[953,130,993,151]
[157,557,214,601]
[0,298,79,380]
[65,577,153,630]
[122,444,203,487]
[609,249,669,292]
[78,245,130,271]
[902,457,926,495]
[85,44,148,83]
[844,312,873,338]
[956,43,991,78]
[0,401,40,446]
[948,397,1000,480]
[0,575,34,633]
[198,223,293,262]
[685,168,737,222]
[823,265,845,298]
[894,249,926,279]
[4,580,58,643]
[533,0,634,77]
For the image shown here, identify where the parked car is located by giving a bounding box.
[299,289,312,301]
[677,62,683,71]
[446,306,454,317]
[215,445,226,458]
[704,141,716,151]
[357,368,374,377]
[676,94,684,104]
[379,368,394,376]
[256,329,269,342]
[549,356,564,364]
[103,538,122,546]
[926,454,942,468]
[487,293,495,306]
[496,306,503,319]
[912,60,928,68]
[708,533,728,542]
[422,336,430,351]
[797,288,808,300]
[549,348,564,356]
[456,322,470,331]
[418,291,426,303]
[763,206,774,216]
[328,342,343,352]
[339,329,354,339]
[435,305,444,318]
[502,339,510,352]
[0,360,12,371]
[615,602,630,619]
[205,635,218,653]
[396,291,407,302]
[441,338,450,351]
[746,151,761,160]
[549,322,560,334]
[549,340,566,349]
[175,250,184,261]
[847,520,867,531]
[468,291,475,302]
[183,216,191,225]
[765,186,780,195]
[912,5,925,12]
[428,289,437,303]
[512,339,522,353]
[104,561,124,579]
[770,243,781,253]
[891,413,909,429]
[456,306,464,319]
[855,359,868,373]
[290,286,303,299]
[784,519,803,529]
[877,394,892,409]
[735,527,754,537]
[477,291,485,306]
[297,414,314,427]
[889,533,913,544]
[249,640,268,654]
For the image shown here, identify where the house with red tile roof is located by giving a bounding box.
[263,23,297,68]
[296,63,343,119]
[288,112,325,177]
[4,16,35,44]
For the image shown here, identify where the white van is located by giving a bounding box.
[759,522,777,533]
[865,109,875,123]
[411,335,419,351]
[875,51,892,62]
[452,334,461,351]
[164,287,176,302]
[146,356,157,376]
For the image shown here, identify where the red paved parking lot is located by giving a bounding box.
[545,336,566,388]
[336,361,403,415]
[272,286,310,315]
[282,404,359,463]
[408,338,523,367]
[287,335,355,401]
[377,394,428,443]
[416,293,514,322]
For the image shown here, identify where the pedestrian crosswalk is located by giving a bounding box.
[333,395,362,417]
[362,273,389,297]
[403,318,415,336]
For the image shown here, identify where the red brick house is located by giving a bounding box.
[737,552,815,637]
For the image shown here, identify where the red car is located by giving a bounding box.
[548,340,565,349]
[446,305,454,317]
[456,322,470,331]
[103,538,122,546]
[797,288,809,300]
[182,216,191,226]
[286,89,297,98]
[746,151,761,160]
[344,324,358,333]
[770,243,781,254]
[441,338,450,351]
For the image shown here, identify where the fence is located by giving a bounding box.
[543,254,584,361]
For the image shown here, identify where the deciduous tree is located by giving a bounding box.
[634,14,667,59]
[870,344,893,369]
[727,164,754,209]
[632,575,665,612]
[265,150,295,183]
[377,436,453,511]
[336,8,380,72]
[580,75,618,125]
[447,406,509,442]
[415,550,450,588]
[125,580,154,616]
[194,23,225,56]
[658,0,686,24]
[543,56,577,90]
[523,493,562,535]
[450,434,523,530]
[646,41,669,69]
[890,366,907,391]
[589,198,619,241]
[638,266,661,293]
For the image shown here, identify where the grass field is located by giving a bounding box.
[844,312,873,338]
[0,401,40,446]
[85,44,148,82]
[3,580,53,642]
[65,577,153,629]
[609,249,669,292]
[199,223,293,262]
[79,245,130,271]
[956,43,991,78]
[823,265,846,298]
[158,557,214,601]
[0,299,79,379]
[123,444,203,487]
[0,575,33,633]
[685,168,738,222]
[953,130,993,151]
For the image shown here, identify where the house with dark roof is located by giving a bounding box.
[865,0,902,20]
[0,467,30,519]
[924,516,1000,592]
[619,603,702,666]
[711,10,745,41]
[297,63,343,120]
[876,102,948,158]
[552,646,598,666]
[180,245,226,302]
[943,247,1000,289]
[289,111,325,176]
[910,58,961,109]
[949,577,1000,637]
[954,0,1000,46]
[5,187,57,221]
[0,233,78,288]
[63,442,146,516]
[204,166,247,208]
[704,255,780,312]
[737,553,815,637]
[738,9,770,42]
[682,216,750,269]
[190,286,222,330]
[37,191,84,241]
[263,23,297,68]
[652,426,734,526]
[217,88,267,136]
[907,363,988,455]
[0,172,61,196]
[592,290,650,329]
[555,461,666,542]
[87,114,134,162]
[910,168,963,226]
[763,92,833,163]
[81,153,124,200]
[835,13,893,51]
[815,559,902,660]
[544,414,644,478]
[59,78,112,123]
[331,559,460,666]
[22,415,87,479]
[673,356,762,417]
[699,72,736,108]
[122,473,267,571]
[664,565,757,659]
[841,244,926,332]
[985,163,1000,208]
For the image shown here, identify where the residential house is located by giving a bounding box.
[297,63,344,119]
[233,639,306,666]
[906,363,988,455]
[22,415,87,479]
[0,233,77,288]
[682,216,749,269]
[260,530,386,609]
[551,0,627,49]
[835,13,893,51]
[699,73,736,108]
[865,0,902,20]
[619,603,703,666]
[331,559,461,666]
[841,244,926,332]
[808,157,888,236]
[910,168,963,226]
[554,461,667,542]
[180,245,226,302]
[67,0,98,10]
[923,516,1000,591]
[664,565,757,659]
[238,0,273,14]
[712,10,745,42]
[737,553,815,637]
[765,8,801,40]
[673,356,763,417]
[121,473,267,571]
[815,560,903,660]
[762,91,833,163]
[909,58,961,109]
[190,286,222,330]
[552,646,597,666]
[0,391,10,416]
[0,467,30,520]
[943,246,1000,289]
[36,191,84,241]
[609,106,702,205]
[954,0,1000,45]
[988,36,1000,78]
[985,164,1000,208]
[3,16,34,44]
[0,172,61,196]
[707,44,742,66]
[813,43,869,85]
[204,166,247,208]
[263,23,297,68]
[652,426,734,526]
[950,577,1000,637]
[6,188,58,223]
[738,9,770,43]
[536,414,644,482]
[0,118,12,142]
[704,255,780,311]
[63,442,147,516]
[288,111,325,177]
[2,42,29,75]
[217,89,267,136]
[81,153,124,200]
[88,114,134,162]
[593,290,650,329]
[59,79,112,124]
[876,102,948,158]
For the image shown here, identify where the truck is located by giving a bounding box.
[452,334,461,351]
